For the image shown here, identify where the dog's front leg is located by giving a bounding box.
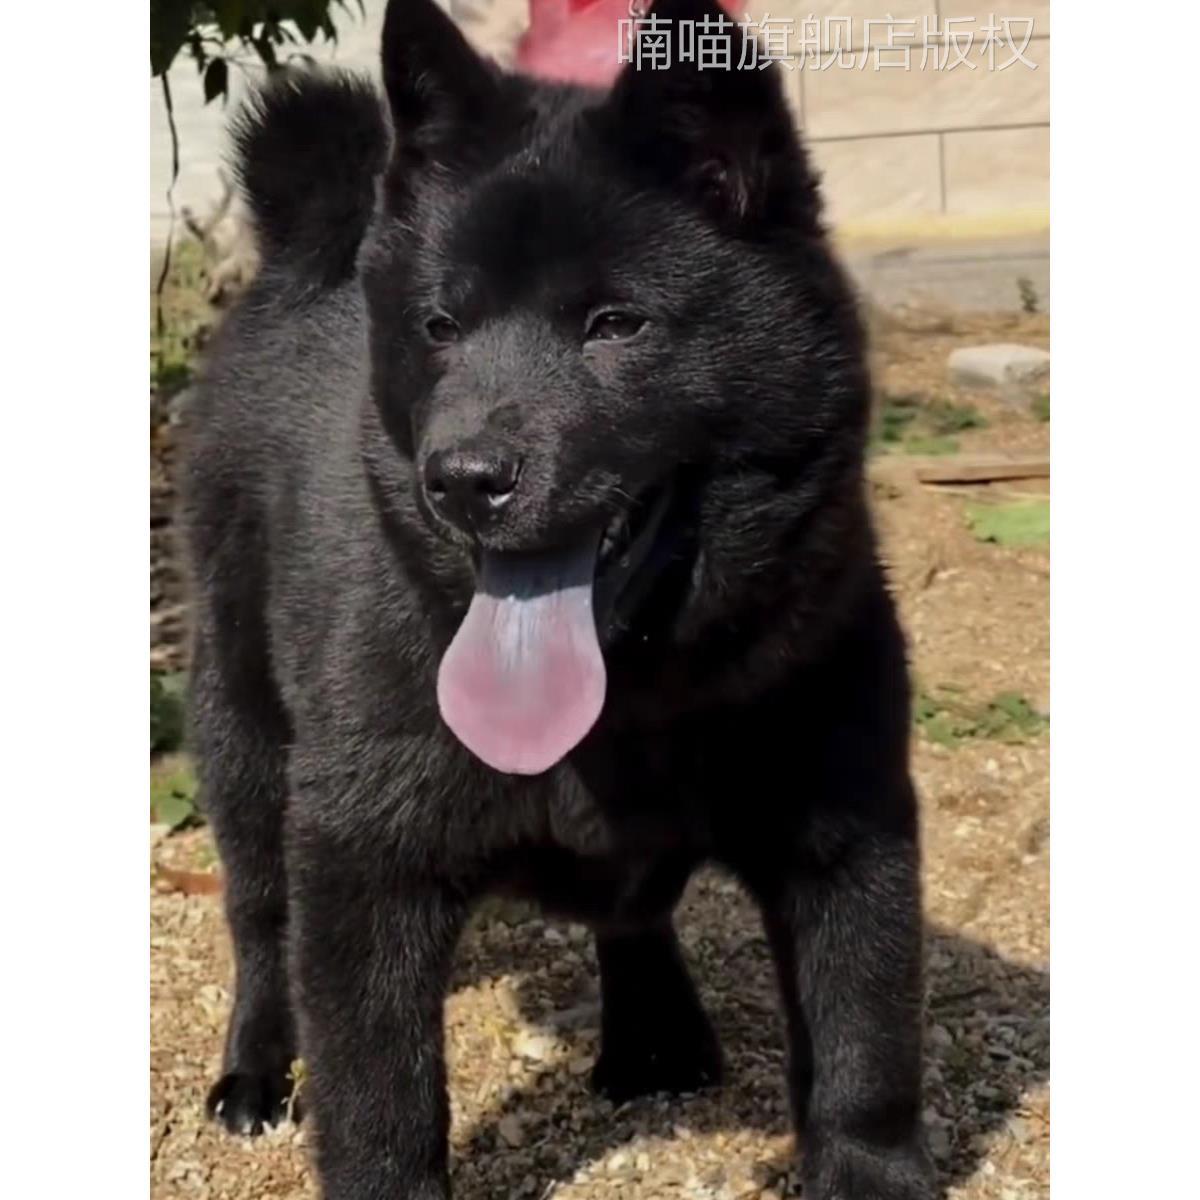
[288,823,466,1200]
[758,832,935,1200]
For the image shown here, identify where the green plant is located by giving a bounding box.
[903,436,960,457]
[151,4,364,322]
[877,393,921,444]
[975,693,1048,740]
[151,239,213,398]
[915,687,1048,747]
[1030,392,1050,423]
[287,1058,309,1122]
[927,399,985,435]
[151,671,188,754]
[966,500,1050,547]
[914,691,967,747]
[873,393,985,457]
[1017,276,1040,314]
[151,3,360,88]
[150,758,201,830]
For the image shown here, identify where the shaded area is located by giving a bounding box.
[446,874,1048,1199]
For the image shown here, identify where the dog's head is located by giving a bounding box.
[361,0,870,774]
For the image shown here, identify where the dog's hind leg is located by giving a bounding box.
[590,919,723,1104]
[189,623,296,1136]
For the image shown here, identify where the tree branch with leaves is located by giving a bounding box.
[150,2,365,312]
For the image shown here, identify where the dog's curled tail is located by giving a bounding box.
[230,69,388,287]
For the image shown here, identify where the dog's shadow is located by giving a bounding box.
[448,878,1048,1199]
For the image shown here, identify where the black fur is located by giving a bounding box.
[181,0,934,1195]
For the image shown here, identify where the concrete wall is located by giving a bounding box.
[149,2,1048,241]
[772,1,1049,228]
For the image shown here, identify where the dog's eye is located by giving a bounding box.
[585,311,646,343]
[425,315,461,345]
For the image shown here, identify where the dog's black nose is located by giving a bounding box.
[424,447,522,533]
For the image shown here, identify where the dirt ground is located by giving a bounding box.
[150,306,1050,1200]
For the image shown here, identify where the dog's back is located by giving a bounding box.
[180,74,389,711]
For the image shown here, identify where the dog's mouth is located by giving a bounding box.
[594,479,678,637]
[436,477,690,776]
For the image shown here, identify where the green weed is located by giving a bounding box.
[1017,276,1040,314]
[150,756,200,830]
[874,393,985,456]
[915,687,1048,747]
[151,239,213,401]
[966,500,1050,547]
[151,671,187,754]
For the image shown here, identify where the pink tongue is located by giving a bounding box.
[437,538,606,775]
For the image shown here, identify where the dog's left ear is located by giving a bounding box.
[381,0,501,182]
[600,0,819,232]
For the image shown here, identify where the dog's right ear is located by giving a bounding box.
[381,0,500,179]
[599,0,819,234]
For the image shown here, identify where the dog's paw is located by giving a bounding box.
[206,1070,296,1136]
[803,1138,936,1200]
[590,1021,723,1104]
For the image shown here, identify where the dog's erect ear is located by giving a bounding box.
[601,0,819,232]
[381,0,500,174]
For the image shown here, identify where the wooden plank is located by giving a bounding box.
[911,455,1050,485]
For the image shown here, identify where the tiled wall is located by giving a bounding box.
[766,2,1050,223]
[149,2,1049,239]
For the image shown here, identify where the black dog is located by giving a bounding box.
[181,1,934,1196]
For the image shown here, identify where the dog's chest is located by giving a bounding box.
[543,732,715,860]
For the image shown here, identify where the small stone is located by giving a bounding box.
[1006,1116,1031,1142]
[544,1000,601,1032]
[729,1174,761,1198]
[568,1056,593,1075]
[636,1153,651,1172]
[513,1030,558,1062]
[498,1115,524,1147]
[929,1024,954,1049]
[607,1152,629,1173]
[928,1124,953,1160]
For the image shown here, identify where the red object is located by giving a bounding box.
[516,0,739,87]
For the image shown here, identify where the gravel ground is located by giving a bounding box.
[151,307,1050,1200]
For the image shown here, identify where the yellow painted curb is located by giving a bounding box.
[831,208,1050,247]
